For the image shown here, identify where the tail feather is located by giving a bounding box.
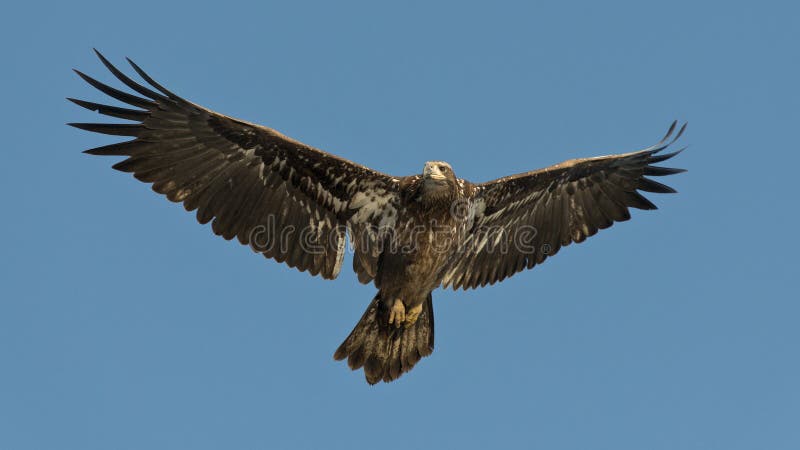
[334,293,434,384]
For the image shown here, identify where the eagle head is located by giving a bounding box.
[423,161,454,181]
[420,161,458,201]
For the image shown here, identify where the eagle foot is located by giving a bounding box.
[404,304,423,327]
[388,300,405,328]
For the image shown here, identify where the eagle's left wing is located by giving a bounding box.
[70,50,400,280]
[442,122,687,290]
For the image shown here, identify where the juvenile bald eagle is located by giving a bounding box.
[70,51,687,384]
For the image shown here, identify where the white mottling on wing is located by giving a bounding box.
[350,190,395,226]
[475,236,488,254]
[332,232,345,276]
[493,229,504,247]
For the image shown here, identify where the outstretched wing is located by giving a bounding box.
[70,50,400,280]
[442,122,687,290]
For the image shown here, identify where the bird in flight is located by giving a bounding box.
[70,50,686,384]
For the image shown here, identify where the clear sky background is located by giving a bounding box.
[1,1,798,449]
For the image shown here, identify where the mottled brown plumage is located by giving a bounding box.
[71,51,686,384]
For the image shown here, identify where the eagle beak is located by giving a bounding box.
[424,163,447,180]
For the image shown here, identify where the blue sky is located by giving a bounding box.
[1,1,798,449]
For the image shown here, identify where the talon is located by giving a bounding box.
[388,300,405,328]
[404,304,423,327]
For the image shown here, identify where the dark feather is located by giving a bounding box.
[649,148,685,164]
[126,56,180,98]
[93,49,168,102]
[625,191,658,210]
[82,140,138,156]
[67,98,149,121]
[68,122,142,137]
[644,166,687,176]
[72,69,155,109]
[638,177,677,194]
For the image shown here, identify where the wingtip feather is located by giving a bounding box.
[125,56,178,98]
[72,68,156,109]
[649,146,687,164]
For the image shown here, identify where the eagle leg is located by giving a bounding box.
[388,299,405,328]
[404,303,423,327]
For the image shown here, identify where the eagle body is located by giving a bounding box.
[333,166,480,383]
[377,170,473,304]
[71,51,687,384]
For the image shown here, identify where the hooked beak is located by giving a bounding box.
[423,163,447,180]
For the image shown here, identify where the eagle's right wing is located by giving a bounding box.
[442,122,687,290]
[70,50,400,280]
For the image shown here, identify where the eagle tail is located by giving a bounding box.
[334,293,434,384]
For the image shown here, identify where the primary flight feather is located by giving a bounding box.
[70,50,686,384]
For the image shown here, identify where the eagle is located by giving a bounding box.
[70,51,686,384]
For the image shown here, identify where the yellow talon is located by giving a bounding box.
[388,300,405,328]
[404,304,423,327]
